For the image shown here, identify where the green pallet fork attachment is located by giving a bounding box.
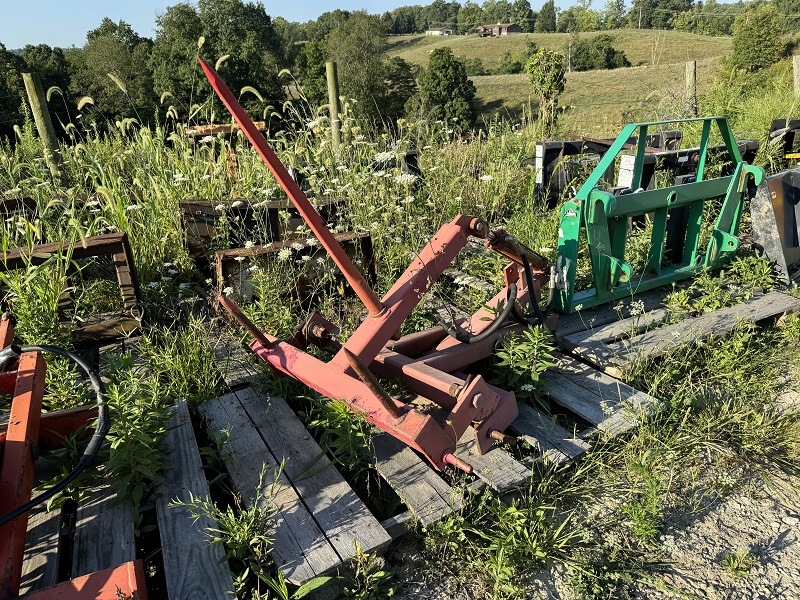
[554,117,764,314]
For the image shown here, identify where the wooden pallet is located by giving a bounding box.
[205,335,659,540]
[556,290,800,377]
[19,399,234,599]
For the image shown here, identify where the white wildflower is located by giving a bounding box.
[305,238,318,247]
[86,200,100,207]
[278,248,292,261]
[479,174,493,182]
[574,304,583,311]
[539,247,553,253]
[214,203,225,211]
[395,172,416,186]
[148,281,160,289]
[244,240,255,248]
[373,170,386,178]
[231,200,245,208]
[402,195,415,204]
[173,175,189,182]
[200,135,214,143]
[126,204,143,211]
[234,256,246,262]
[291,242,305,251]
[300,255,312,262]
[167,269,178,275]
[337,165,349,172]
[629,300,645,317]
[520,384,535,392]
[374,151,395,163]
[422,145,432,150]
[201,174,212,180]
[370,222,380,229]
[248,264,260,272]
[222,286,234,295]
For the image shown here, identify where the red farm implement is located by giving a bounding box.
[199,57,554,473]
[0,313,146,599]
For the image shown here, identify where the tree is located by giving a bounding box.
[602,0,627,29]
[406,47,476,132]
[383,57,419,122]
[536,0,558,32]
[297,39,328,109]
[571,34,630,70]
[23,44,72,133]
[149,3,204,115]
[731,3,784,72]
[458,2,484,33]
[525,48,566,135]
[0,43,25,139]
[512,0,536,32]
[325,11,391,125]
[68,18,154,120]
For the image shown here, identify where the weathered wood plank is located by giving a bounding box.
[200,393,340,585]
[561,306,670,350]
[511,403,590,465]
[603,292,800,366]
[555,288,670,339]
[211,336,260,388]
[236,389,391,559]
[71,484,136,578]
[19,504,61,594]
[156,399,235,599]
[455,430,530,493]
[372,434,461,527]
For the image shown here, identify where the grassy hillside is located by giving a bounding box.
[473,56,724,136]
[387,29,732,72]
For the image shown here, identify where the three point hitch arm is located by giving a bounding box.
[199,57,552,472]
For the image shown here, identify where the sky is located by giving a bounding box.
[0,0,413,49]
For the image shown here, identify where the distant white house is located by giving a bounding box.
[425,27,453,36]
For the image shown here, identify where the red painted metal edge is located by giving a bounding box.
[22,560,148,600]
[0,352,46,597]
[1,405,98,452]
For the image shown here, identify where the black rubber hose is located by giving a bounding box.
[440,282,518,344]
[0,344,110,528]
[521,255,555,324]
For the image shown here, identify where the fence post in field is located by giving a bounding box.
[794,55,800,98]
[326,61,342,155]
[22,72,62,179]
[685,61,697,117]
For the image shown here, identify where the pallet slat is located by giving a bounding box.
[511,404,590,465]
[156,399,235,599]
[372,434,461,527]
[555,288,669,339]
[71,485,136,578]
[602,292,800,367]
[455,430,530,492]
[235,388,392,559]
[210,336,260,389]
[19,504,61,594]
[200,393,340,585]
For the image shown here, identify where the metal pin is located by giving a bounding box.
[442,453,473,474]
[489,430,517,445]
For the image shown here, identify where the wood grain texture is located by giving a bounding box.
[511,403,590,465]
[603,292,800,366]
[555,288,669,339]
[372,434,461,527]
[19,504,61,594]
[200,393,340,585]
[156,399,235,599]
[71,484,135,578]
[455,430,530,492]
[210,336,260,389]
[236,389,391,559]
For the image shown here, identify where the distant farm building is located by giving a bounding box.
[426,27,453,36]
[476,23,522,36]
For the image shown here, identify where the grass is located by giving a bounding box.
[386,30,732,72]
[473,57,724,133]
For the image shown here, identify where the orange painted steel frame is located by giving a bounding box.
[0,316,146,599]
[201,57,528,472]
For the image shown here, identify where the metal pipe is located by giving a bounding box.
[442,452,473,474]
[343,348,404,421]
[199,57,385,317]
[218,296,275,351]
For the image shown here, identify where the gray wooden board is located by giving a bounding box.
[455,429,530,492]
[155,399,235,599]
[200,392,340,585]
[599,292,800,367]
[372,434,461,527]
[71,484,136,578]
[511,403,590,465]
[561,305,671,350]
[555,288,670,339]
[19,504,61,594]
[210,334,260,388]
[235,388,392,559]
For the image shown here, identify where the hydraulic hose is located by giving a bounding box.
[521,254,554,325]
[0,344,110,528]
[440,281,519,344]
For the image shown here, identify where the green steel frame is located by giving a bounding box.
[554,117,764,314]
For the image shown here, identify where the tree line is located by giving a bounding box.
[0,0,795,141]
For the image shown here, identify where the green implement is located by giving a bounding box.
[554,117,764,314]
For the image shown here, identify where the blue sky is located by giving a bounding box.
[0,0,415,49]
